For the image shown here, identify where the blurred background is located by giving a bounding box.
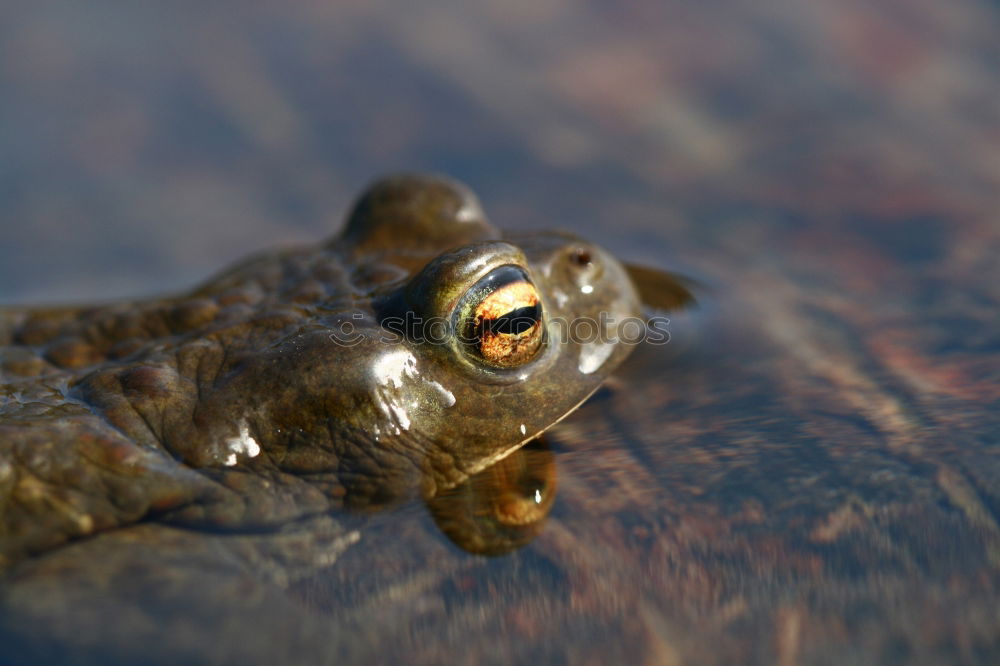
[2,0,997,304]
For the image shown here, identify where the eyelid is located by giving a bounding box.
[404,242,527,322]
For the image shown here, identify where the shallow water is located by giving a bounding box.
[2,1,1000,664]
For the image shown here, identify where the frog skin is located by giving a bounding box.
[0,173,645,566]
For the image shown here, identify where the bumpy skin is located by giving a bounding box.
[0,173,641,566]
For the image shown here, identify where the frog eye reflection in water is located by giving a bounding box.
[428,439,557,556]
[0,172,693,563]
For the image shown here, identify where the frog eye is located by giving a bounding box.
[457,266,545,368]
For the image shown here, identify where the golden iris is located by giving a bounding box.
[459,267,544,368]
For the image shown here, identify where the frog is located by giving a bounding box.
[0,173,694,567]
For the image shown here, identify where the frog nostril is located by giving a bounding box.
[570,248,592,267]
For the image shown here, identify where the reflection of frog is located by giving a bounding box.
[0,173,673,565]
[428,438,558,556]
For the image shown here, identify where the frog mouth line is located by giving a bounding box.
[456,382,603,481]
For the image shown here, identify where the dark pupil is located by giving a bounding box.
[482,304,541,336]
